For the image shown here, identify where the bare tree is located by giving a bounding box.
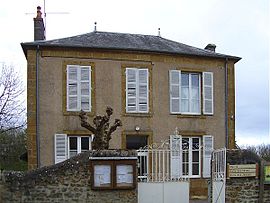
[79,106,122,150]
[243,144,270,161]
[0,64,25,133]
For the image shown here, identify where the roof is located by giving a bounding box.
[21,31,241,62]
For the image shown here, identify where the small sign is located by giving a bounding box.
[265,165,270,184]
[228,164,258,178]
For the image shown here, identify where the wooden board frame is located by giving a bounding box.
[90,159,137,190]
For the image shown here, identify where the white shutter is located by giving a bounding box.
[203,72,214,115]
[138,69,149,113]
[67,65,79,111]
[203,135,214,178]
[170,135,182,178]
[126,68,137,112]
[80,66,91,112]
[169,70,181,114]
[55,134,67,164]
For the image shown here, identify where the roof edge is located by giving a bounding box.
[20,42,241,63]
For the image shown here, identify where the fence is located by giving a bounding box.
[137,141,189,182]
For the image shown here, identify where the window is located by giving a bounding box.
[126,68,149,113]
[68,136,91,158]
[67,65,91,112]
[55,134,92,163]
[170,70,213,115]
[126,135,148,150]
[182,137,201,177]
[170,135,213,178]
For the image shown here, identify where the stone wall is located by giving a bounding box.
[226,178,259,202]
[264,185,270,202]
[0,150,137,203]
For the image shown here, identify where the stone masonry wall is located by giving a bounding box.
[0,150,137,203]
[226,178,259,202]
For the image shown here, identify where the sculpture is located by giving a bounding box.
[79,106,122,150]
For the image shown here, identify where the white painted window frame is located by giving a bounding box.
[125,68,149,113]
[180,72,201,115]
[182,136,201,178]
[67,65,91,112]
[67,136,92,159]
[170,70,214,115]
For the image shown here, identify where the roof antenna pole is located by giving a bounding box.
[158,28,161,37]
[43,0,46,38]
[94,22,97,32]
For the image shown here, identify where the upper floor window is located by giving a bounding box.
[169,70,213,115]
[67,65,91,112]
[125,68,149,113]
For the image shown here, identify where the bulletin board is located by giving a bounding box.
[91,159,136,190]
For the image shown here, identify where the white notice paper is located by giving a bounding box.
[116,165,133,184]
[94,165,111,186]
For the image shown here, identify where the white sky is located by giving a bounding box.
[0,0,269,146]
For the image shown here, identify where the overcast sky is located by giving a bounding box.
[0,0,269,146]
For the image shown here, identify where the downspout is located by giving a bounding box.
[225,58,229,148]
[36,45,40,168]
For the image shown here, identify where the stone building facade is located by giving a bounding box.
[21,8,240,200]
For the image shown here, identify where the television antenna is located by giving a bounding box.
[25,0,69,38]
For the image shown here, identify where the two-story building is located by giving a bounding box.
[21,8,240,200]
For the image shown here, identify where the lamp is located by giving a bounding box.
[135,126,140,132]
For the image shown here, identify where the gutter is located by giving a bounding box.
[36,45,40,168]
[225,58,229,148]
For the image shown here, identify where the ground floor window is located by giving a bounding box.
[55,134,92,164]
[182,137,201,177]
[170,135,201,178]
[68,136,91,158]
[126,135,148,150]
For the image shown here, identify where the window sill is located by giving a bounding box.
[63,111,95,117]
[177,115,207,119]
[122,112,153,117]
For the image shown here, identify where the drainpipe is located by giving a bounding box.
[225,58,228,149]
[36,45,40,168]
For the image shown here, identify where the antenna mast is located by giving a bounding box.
[43,0,47,38]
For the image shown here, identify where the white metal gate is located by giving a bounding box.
[137,138,189,203]
[212,148,226,203]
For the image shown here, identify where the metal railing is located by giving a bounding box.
[212,148,226,181]
[137,147,189,182]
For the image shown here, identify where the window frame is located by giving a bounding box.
[121,131,153,149]
[63,61,95,116]
[125,67,149,113]
[67,135,92,159]
[169,69,214,116]
[181,136,201,178]
[180,72,201,115]
[67,65,91,112]
[122,64,152,116]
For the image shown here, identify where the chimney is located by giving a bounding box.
[33,6,45,41]
[204,44,216,52]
